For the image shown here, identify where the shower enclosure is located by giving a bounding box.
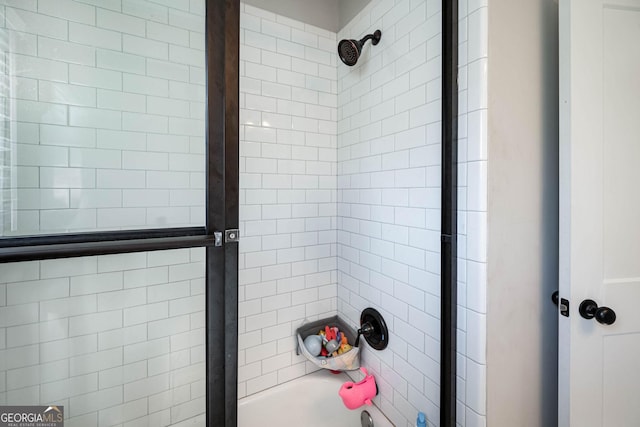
[0,0,465,425]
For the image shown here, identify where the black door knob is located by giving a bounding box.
[579,299,616,325]
[595,306,616,325]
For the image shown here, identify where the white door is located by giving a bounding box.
[559,0,640,426]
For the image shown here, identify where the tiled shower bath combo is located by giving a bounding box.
[0,0,489,426]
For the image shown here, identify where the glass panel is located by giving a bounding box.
[0,0,206,236]
[0,248,206,426]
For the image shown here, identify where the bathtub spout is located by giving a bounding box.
[361,410,374,427]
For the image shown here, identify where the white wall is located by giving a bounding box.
[242,0,339,32]
[0,0,205,235]
[336,1,443,426]
[0,248,206,426]
[241,0,372,32]
[237,4,339,398]
[458,0,560,426]
[485,0,559,425]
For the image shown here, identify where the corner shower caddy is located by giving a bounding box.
[296,308,389,372]
[296,315,361,371]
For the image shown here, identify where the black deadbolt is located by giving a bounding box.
[579,299,598,319]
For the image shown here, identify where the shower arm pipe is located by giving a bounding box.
[359,29,381,46]
[359,34,376,45]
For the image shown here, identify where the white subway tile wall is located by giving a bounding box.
[237,3,339,399]
[0,248,206,426]
[0,0,206,235]
[457,0,488,426]
[336,1,443,426]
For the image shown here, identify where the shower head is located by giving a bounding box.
[338,29,382,66]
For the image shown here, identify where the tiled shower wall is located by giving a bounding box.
[457,0,488,425]
[237,3,462,427]
[0,0,205,235]
[0,248,206,426]
[237,4,339,398]
[237,2,491,427]
[336,1,443,426]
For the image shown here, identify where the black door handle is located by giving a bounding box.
[579,299,616,325]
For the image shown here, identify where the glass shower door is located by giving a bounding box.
[0,0,206,236]
[0,249,207,426]
[0,0,239,426]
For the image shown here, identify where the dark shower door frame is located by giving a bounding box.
[0,0,240,425]
[441,0,459,426]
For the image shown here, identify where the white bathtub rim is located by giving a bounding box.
[238,369,394,426]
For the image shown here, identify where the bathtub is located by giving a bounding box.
[238,370,394,427]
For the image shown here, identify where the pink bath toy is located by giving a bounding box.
[338,367,378,410]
